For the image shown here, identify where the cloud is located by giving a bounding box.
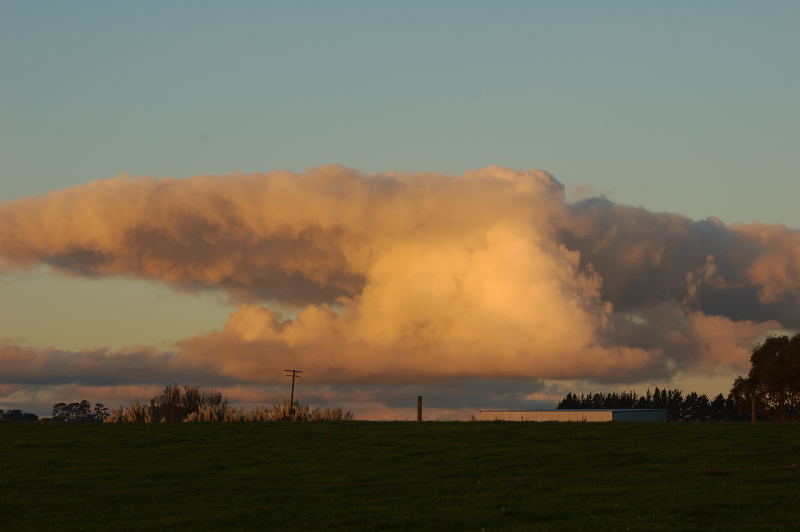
[561,199,800,327]
[0,344,223,386]
[734,222,800,304]
[1,165,797,416]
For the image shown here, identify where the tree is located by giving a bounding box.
[708,393,728,421]
[148,384,229,422]
[0,408,39,422]
[682,392,710,422]
[666,389,683,421]
[94,403,110,422]
[51,400,107,422]
[731,334,800,422]
[556,393,581,409]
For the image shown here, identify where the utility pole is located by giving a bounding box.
[284,369,302,420]
[417,395,422,422]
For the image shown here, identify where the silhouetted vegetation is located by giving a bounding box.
[50,400,109,422]
[0,408,39,422]
[104,384,227,423]
[184,401,353,423]
[557,387,748,421]
[731,333,800,422]
[151,383,229,422]
[558,334,800,423]
[105,384,353,423]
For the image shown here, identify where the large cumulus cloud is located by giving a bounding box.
[0,166,796,415]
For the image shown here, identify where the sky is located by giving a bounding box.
[1,1,798,418]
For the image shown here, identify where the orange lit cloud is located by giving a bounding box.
[0,166,797,416]
[733,222,800,304]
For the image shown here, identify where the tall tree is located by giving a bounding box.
[731,334,800,422]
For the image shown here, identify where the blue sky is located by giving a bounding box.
[3,1,798,224]
[1,2,799,412]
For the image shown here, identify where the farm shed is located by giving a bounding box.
[477,409,666,422]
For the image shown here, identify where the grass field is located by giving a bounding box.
[2,422,800,530]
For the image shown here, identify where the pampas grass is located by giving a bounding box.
[183,401,354,423]
[106,401,154,423]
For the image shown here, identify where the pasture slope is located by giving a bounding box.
[2,422,799,530]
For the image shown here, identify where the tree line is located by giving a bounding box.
[559,333,800,422]
[1,401,111,423]
[0,408,39,422]
[557,389,749,421]
[51,400,110,422]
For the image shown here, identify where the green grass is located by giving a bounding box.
[2,422,800,530]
